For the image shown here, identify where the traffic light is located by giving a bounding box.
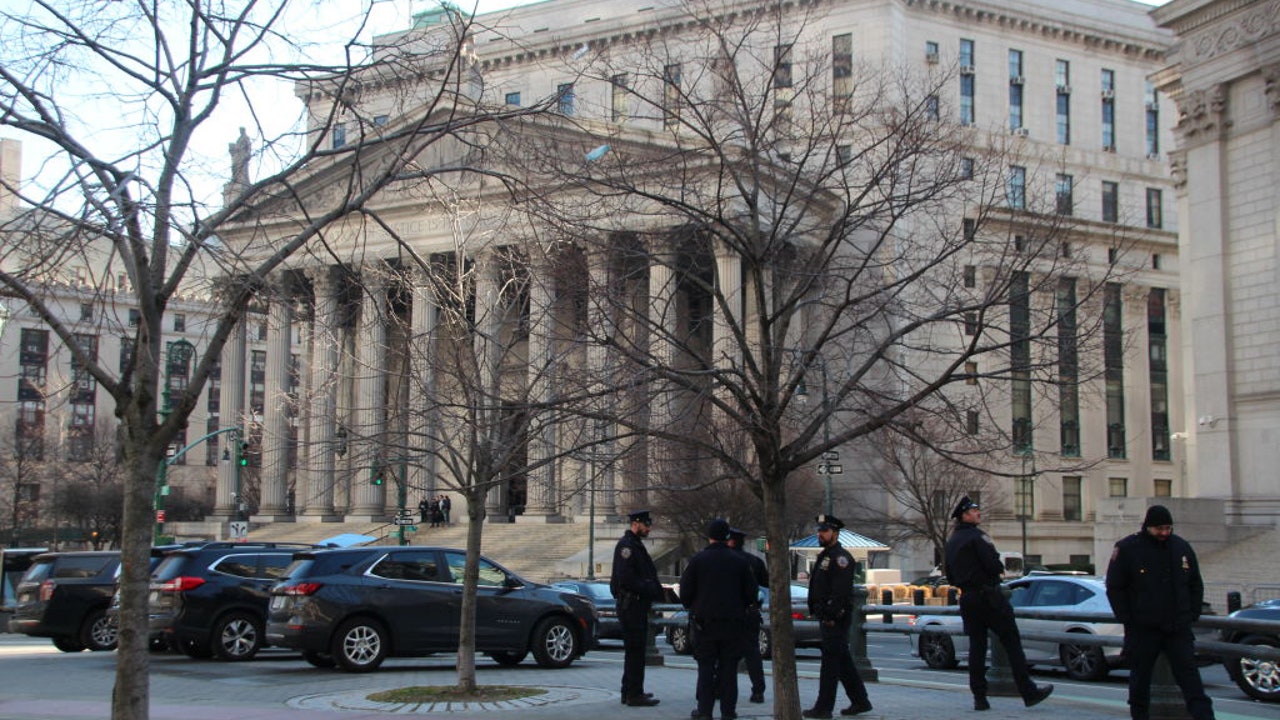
[371,469,384,486]
[238,441,250,467]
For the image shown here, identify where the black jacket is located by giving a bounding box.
[610,530,663,603]
[944,521,1004,591]
[1105,530,1204,631]
[808,542,856,621]
[679,542,757,620]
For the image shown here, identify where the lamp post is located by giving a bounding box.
[1016,453,1036,560]
[796,353,836,515]
[156,339,194,544]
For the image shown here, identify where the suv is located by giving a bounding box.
[8,551,121,652]
[149,542,311,661]
[266,546,597,672]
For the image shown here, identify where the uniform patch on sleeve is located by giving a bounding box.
[621,547,632,559]
[1181,555,1190,570]
[837,556,850,568]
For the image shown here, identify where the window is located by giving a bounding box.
[836,144,852,165]
[1108,247,1120,265]
[79,303,93,322]
[1101,181,1119,223]
[1014,475,1034,518]
[1062,476,1082,521]
[925,94,939,120]
[1008,49,1023,130]
[1010,271,1031,453]
[1149,289,1170,462]
[966,410,980,435]
[71,333,98,402]
[832,34,853,99]
[505,91,521,106]
[372,551,441,582]
[960,157,974,180]
[128,308,140,327]
[964,361,978,385]
[925,40,939,62]
[1055,174,1074,215]
[1101,69,1116,151]
[173,314,186,332]
[1145,82,1160,157]
[1014,235,1027,253]
[332,122,346,149]
[557,83,575,115]
[1061,242,1072,258]
[1056,92,1071,145]
[1146,188,1163,229]
[1058,278,1080,457]
[773,44,793,89]
[960,72,975,125]
[963,218,977,241]
[1152,253,1162,270]
[663,64,682,128]
[964,313,978,335]
[610,74,628,122]
[959,39,975,69]
[119,337,135,374]
[373,115,389,127]
[1104,284,1126,459]
[1108,477,1128,498]
[963,265,977,288]
[1154,479,1172,497]
[1055,59,1070,89]
[1007,165,1026,210]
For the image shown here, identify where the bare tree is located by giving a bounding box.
[0,3,554,717]
[53,422,127,549]
[501,3,1122,716]
[0,421,51,547]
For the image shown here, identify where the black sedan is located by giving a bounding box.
[552,580,619,639]
[1221,598,1280,702]
[266,546,597,672]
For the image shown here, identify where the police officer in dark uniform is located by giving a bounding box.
[803,515,872,719]
[611,509,663,707]
[944,496,1053,711]
[1106,505,1215,720]
[728,527,769,704]
[680,519,758,720]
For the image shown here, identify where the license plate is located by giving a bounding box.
[269,596,285,611]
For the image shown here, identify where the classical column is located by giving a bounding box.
[406,267,438,507]
[473,249,506,518]
[586,243,618,519]
[212,316,246,519]
[713,239,743,370]
[300,266,341,521]
[347,267,388,520]
[519,252,559,521]
[644,235,679,511]
[254,282,294,520]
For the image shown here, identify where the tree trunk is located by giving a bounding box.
[454,490,487,692]
[762,474,802,720]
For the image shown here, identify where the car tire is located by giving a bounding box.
[332,617,388,673]
[52,636,85,653]
[211,611,263,661]
[1229,634,1280,702]
[529,616,577,669]
[1060,634,1108,681]
[668,624,692,655]
[488,650,528,666]
[919,629,958,669]
[80,609,119,652]
[178,636,214,659]
[302,650,336,668]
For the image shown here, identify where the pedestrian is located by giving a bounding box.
[803,514,873,719]
[680,519,758,720]
[427,497,441,527]
[944,496,1054,711]
[610,509,663,707]
[1105,505,1215,720]
[418,497,429,524]
[440,494,451,525]
[728,526,769,704]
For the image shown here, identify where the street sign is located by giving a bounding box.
[826,464,843,475]
[393,516,417,526]
[155,509,166,523]
[822,450,840,461]
[228,521,249,540]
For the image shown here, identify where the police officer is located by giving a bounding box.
[680,519,758,720]
[611,509,663,707]
[803,515,872,719]
[728,527,769,703]
[944,496,1053,711]
[1105,505,1215,720]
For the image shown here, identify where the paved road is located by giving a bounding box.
[0,634,1272,720]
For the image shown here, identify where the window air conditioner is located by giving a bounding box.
[960,64,975,75]
[1009,76,1024,85]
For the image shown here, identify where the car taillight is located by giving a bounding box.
[154,577,206,593]
[39,579,56,602]
[276,582,322,596]
[791,611,806,620]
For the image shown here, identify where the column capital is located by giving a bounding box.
[1173,83,1230,145]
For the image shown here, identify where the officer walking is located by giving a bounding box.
[611,509,663,707]
[944,496,1054,711]
[728,527,769,704]
[803,515,873,719]
[680,519,758,720]
[1105,505,1215,720]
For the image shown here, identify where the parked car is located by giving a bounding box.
[148,541,312,661]
[266,546,597,672]
[1220,598,1280,702]
[7,550,121,652]
[909,574,1123,681]
[1,547,46,631]
[665,583,819,657]
[552,580,619,639]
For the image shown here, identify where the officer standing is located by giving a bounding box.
[611,509,663,707]
[802,515,873,719]
[728,527,769,704]
[1105,505,1215,720]
[680,519,758,720]
[944,496,1054,711]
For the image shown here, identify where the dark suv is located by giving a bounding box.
[149,542,311,661]
[8,551,121,652]
[266,546,597,672]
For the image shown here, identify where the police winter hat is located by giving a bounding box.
[728,527,747,543]
[951,495,980,520]
[707,518,732,541]
[1142,504,1174,528]
[815,514,845,531]
[628,509,653,525]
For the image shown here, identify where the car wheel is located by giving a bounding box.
[178,636,214,659]
[488,650,528,666]
[1229,634,1280,702]
[332,617,388,672]
[302,650,336,668]
[52,636,85,653]
[1060,634,1108,681]
[919,629,958,669]
[668,624,692,655]
[530,616,578,669]
[80,609,119,652]
[758,628,771,658]
[212,611,263,661]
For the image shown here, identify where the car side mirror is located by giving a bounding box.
[503,576,522,590]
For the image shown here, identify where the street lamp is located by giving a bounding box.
[795,353,837,516]
[1015,453,1036,559]
[156,339,194,544]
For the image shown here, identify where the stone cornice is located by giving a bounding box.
[1152,0,1270,35]
[1177,0,1280,63]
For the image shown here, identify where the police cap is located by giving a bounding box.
[628,509,653,525]
[951,495,980,520]
[816,514,845,531]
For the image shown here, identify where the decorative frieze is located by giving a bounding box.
[1185,0,1280,61]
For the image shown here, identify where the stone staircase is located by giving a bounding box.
[1199,526,1280,611]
